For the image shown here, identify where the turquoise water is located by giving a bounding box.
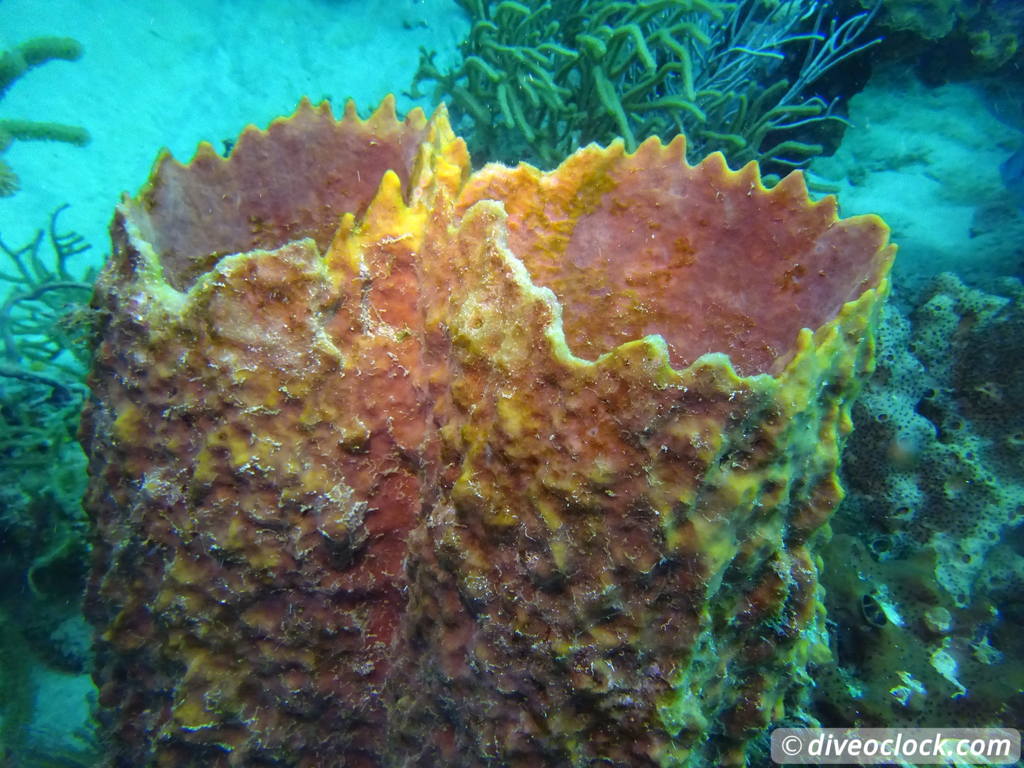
[0,0,1020,765]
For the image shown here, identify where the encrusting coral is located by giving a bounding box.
[853,0,1024,79]
[81,96,893,766]
[0,36,90,197]
[815,274,1024,731]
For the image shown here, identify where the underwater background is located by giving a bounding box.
[0,0,1021,765]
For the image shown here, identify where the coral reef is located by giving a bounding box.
[0,604,101,768]
[848,0,1024,79]
[815,273,1024,731]
[0,205,96,382]
[0,605,34,761]
[0,36,90,197]
[411,0,878,170]
[0,205,94,606]
[0,207,98,765]
[858,0,959,40]
[81,96,893,766]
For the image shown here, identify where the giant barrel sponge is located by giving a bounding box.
[81,97,894,767]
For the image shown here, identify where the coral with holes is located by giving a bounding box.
[81,96,893,767]
[815,273,1024,729]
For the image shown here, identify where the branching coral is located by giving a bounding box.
[0,36,90,197]
[411,0,878,170]
[0,206,93,662]
[0,204,96,395]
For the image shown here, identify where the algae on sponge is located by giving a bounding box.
[80,97,894,767]
[0,36,90,197]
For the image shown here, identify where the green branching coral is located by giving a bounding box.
[0,209,95,763]
[0,206,94,613]
[0,204,96,393]
[412,0,879,171]
[0,36,90,197]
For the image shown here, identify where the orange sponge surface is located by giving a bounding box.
[82,97,893,767]
[458,140,890,375]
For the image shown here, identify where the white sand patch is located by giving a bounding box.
[0,0,466,272]
[812,66,1024,286]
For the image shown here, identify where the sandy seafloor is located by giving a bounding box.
[1,0,1023,759]
[0,0,468,271]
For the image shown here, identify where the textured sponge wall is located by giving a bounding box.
[81,98,893,767]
